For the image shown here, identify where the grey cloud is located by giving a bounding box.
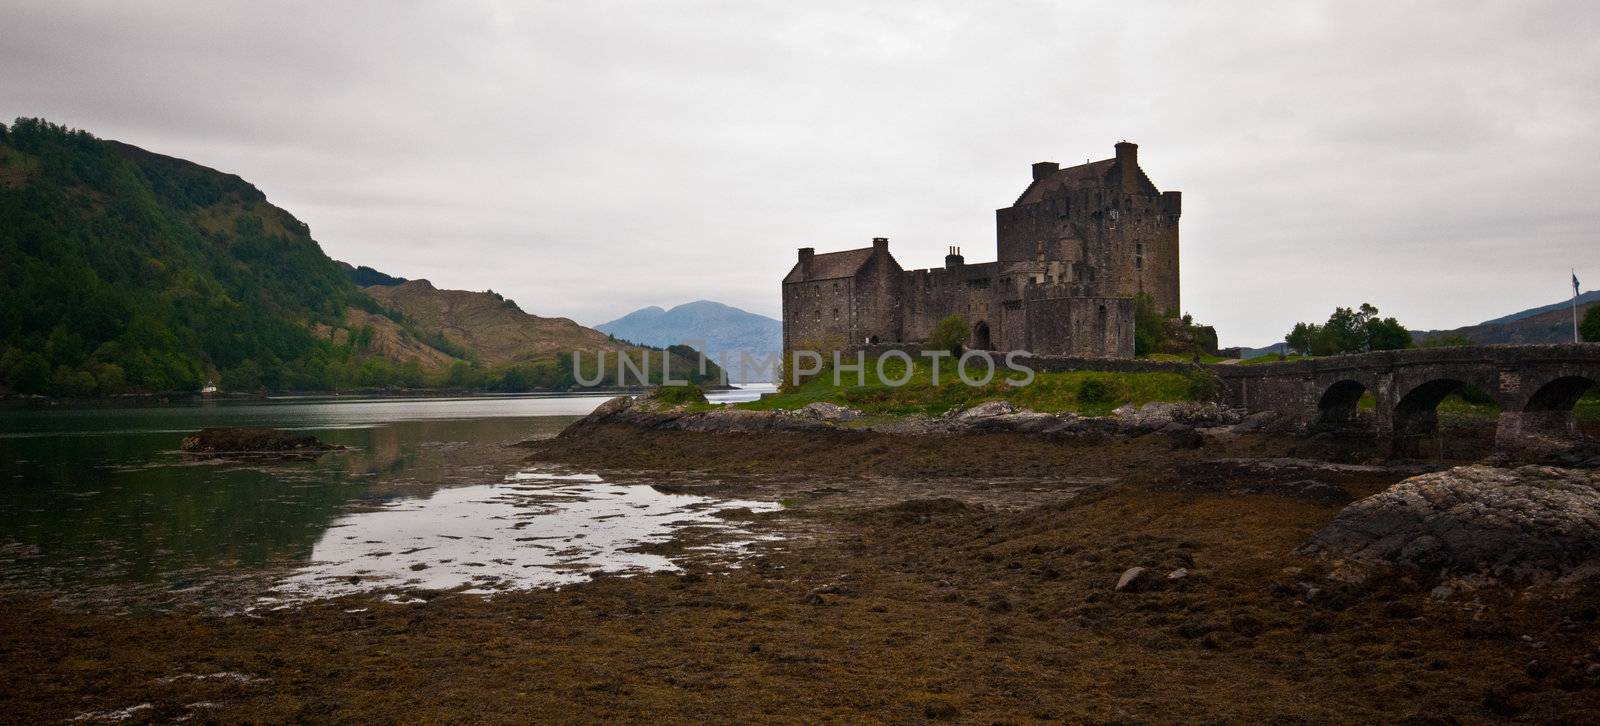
[2,0,1596,346]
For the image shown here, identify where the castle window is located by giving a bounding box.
[831,308,839,320]
[1135,242,1144,271]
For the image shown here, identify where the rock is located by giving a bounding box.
[668,408,829,434]
[796,401,864,422]
[1297,465,1600,583]
[1115,402,1240,435]
[1115,566,1152,592]
[1232,410,1279,433]
[179,427,341,456]
[951,400,1020,419]
[1166,568,1189,581]
[1293,480,1353,505]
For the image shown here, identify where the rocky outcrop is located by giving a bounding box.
[1297,465,1600,584]
[179,427,341,456]
[1112,401,1240,434]
[559,394,835,437]
[559,396,1242,441]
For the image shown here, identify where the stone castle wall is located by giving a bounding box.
[782,142,1180,360]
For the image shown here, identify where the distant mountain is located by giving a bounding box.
[0,117,713,395]
[1477,290,1600,327]
[597,301,781,382]
[1414,292,1599,346]
[1235,342,1290,359]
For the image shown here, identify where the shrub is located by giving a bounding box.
[928,315,969,356]
[1187,370,1220,402]
[1078,377,1111,405]
[651,384,707,405]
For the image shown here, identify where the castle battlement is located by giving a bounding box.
[781,142,1179,358]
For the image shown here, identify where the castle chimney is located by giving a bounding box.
[944,245,964,269]
[1115,141,1137,165]
[871,237,888,252]
[1031,161,1059,181]
[1115,141,1139,193]
[798,247,814,276]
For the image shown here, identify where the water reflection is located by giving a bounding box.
[0,387,775,611]
[268,470,779,601]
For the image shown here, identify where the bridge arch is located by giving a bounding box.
[1496,373,1600,446]
[1392,377,1501,436]
[1523,374,1598,412]
[1316,379,1367,425]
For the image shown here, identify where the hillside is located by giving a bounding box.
[362,281,721,387]
[0,118,714,395]
[0,118,370,395]
[597,300,780,382]
[1478,290,1600,327]
[1414,293,1599,345]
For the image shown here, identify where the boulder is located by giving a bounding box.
[951,400,1020,419]
[179,427,340,455]
[1297,465,1600,583]
[797,401,864,422]
[1115,566,1153,592]
[1115,402,1240,434]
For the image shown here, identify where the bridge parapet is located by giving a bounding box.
[1205,344,1600,453]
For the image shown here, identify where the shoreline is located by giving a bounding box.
[0,384,750,410]
[5,412,1599,721]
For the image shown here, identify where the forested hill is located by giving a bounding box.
[0,119,716,395]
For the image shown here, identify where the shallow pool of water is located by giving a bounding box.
[266,470,779,602]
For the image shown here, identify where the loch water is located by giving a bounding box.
[0,387,775,612]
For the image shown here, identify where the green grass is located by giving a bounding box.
[735,357,1210,417]
[1144,353,1231,364]
[1576,389,1600,422]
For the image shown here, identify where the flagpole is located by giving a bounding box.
[1575,269,1581,344]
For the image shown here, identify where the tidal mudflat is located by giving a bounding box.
[5,394,1600,723]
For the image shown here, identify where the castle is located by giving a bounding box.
[781,142,1181,358]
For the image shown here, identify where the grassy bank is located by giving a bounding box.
[736,358,1213,417]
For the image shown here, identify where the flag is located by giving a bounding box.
[1577,271,1583,296]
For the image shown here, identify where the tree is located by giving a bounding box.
[10,352,50,393]
[1364,315,1413,351]
[928,315,969,357]
[1582,305,1600,343]
[1283,302,1411,356]
[1285,322,1322,356]
[1132,293,1215,357]
[1133,293,1165,357]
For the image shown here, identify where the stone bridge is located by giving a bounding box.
[1209,344,1600,451]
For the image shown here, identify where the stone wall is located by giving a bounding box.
[781,276,855,352]
[1023,295,1136,358]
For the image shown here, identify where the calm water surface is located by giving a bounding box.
[0,386,776,612]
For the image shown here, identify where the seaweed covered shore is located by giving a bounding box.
[5,402,1600,723]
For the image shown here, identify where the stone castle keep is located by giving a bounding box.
[782,141,1181,358]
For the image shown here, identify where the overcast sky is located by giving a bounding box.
[4,1,1597,345]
